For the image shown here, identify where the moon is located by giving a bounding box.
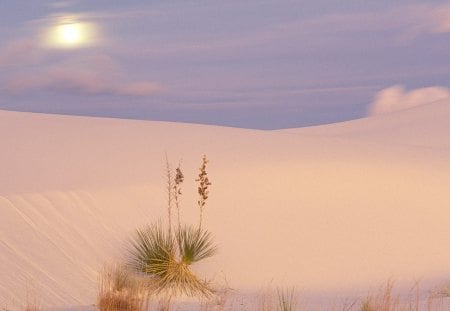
[43,18,98,49]
[58,23,83,45]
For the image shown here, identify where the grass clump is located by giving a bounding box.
[97,265,148,311]
[277,287,297,311]
[129,156,217,298]
[256,285,298,311]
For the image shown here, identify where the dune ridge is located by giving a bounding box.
[0,104,449,309]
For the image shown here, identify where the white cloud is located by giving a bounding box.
[368,85,450,116]
[0,40,162,97]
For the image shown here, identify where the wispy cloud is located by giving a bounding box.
[0,30,161,97]
[1,46,161,96]
[116,2,450,60]
[48,1,76,9]
[115,81,161,96]
[429,4,450,34]
[368,85,450,116]
[272,3,450,46]
[4,64,162,97]
[0,39,42,68]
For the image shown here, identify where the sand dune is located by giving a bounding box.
[280,99,450,149]
[0,102,449,309]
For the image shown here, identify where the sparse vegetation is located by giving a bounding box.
[129,155,217,300]
[277,287,297,311]
[11,155,442,311]
[97,265,148,311]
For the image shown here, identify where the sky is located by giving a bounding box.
[1,0,450,129]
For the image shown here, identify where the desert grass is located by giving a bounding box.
[252,280,449,311]
[97,265,149,311]
[257,285,277,311]
[256,285,298,311]
[356,280,425,311]
[359,280,399,311]
[199,278,231,311]
[277,287,297,311]
[326,280,450,311]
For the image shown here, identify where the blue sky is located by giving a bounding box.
[1,0,449,129]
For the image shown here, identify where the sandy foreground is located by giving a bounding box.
[0,100,449,310]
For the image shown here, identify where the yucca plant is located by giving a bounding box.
[129,224,216,296]
[129,156,216,298]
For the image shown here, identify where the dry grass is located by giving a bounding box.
[257,285,276,311]
[256,285,298,311]
[253,280,449,311]
[359,280,399,311]
[200,286,230,311]
[6,279,449,311]
[97,265,149,311]
[277,287,297,311]
[328,280,450,311]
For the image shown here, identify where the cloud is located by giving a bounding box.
[272,3,450,46]
[429,4,450,34]
[4,67,161,97]
[0,39,42,68]
[120,2,450,60]
[2,53,161,97]
[116,82,161,96]
[48,1,76,9]
[368,85,450,116]
[0,37,161,97]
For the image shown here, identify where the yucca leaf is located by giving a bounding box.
[129,223,176,276]
[177,225,217,265]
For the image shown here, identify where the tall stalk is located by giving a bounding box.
[196,155,211,230]
[165,154,173,238]
[173,162,184,232]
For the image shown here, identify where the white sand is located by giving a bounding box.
[0,100,449,309]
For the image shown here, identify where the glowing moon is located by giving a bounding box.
[43,18,98,49]
[58,23,82,45]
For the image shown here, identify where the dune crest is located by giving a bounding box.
[0,107,449,309]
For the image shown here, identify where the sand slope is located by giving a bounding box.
[0,101,449,309]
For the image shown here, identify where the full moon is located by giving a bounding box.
[58,23,82,45]
[43,18,98,49]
